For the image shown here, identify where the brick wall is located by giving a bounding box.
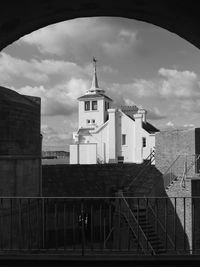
[153,128,200,252]
[191,178,200,252]
[164,177,192,252]
[42,163,164,197]
[155,128,196,176]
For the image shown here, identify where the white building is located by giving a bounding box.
[70,59,159,164]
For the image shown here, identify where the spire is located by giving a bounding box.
[91,57,99,89]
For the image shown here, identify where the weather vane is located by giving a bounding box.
[93,56,97,63]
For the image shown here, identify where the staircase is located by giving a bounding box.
[131,207,166,254]
[164,154,200,190]
[125,150,155,192]
[115,192,169,255]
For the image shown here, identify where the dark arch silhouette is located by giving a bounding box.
[0,0,197,262]
[0,0,200,51]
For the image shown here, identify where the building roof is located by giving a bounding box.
[78,93,113,101]
[125,113,159,133]
[0,86,40,106]
[77,128,94,135]
[142,121,159,133]
[121,105,138,118]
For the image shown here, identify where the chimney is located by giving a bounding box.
[133,112,143,163]
[108,108,117,163]
[138,109,147,123]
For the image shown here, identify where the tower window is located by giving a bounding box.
[87,119,90,124]
[105,102,110,111]
[142,137,146,147]
[85,101,90,111]
[92,101,97,110]
[122,134,126,145]
[92,119,95,124]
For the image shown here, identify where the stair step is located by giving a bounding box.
[142,229,155,234]
[140,226,154,230]
[139,222,152,226]
[148,239,160,242]
[155,250,167,254]
[132,208,147,213]
[151,241,165,247]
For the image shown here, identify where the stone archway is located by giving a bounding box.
[0,0,200,51]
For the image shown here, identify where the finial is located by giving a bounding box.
[93,56,97,65]
[91,56,99,89]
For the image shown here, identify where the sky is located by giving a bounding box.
[1,16,200,151]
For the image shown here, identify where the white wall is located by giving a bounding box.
[119,112,135,163]
[117,111,155,163]
[141,131,155,159]
[108,109,117,163]
[83,123,109,163]
[73,105,156,164]
[70,143,97,164]
[70,144,79,164]
[78,99,106,128]
[79,143,97,164]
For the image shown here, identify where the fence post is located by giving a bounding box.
[81,200,85,256]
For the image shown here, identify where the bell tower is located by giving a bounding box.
[77,58,113,129]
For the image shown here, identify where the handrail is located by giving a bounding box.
[180,154,200,188]
[163,155,181,177]
[126,151,155,191]
[104,226,114,248]
[115,192,155,255]
[144,197,175,251]
[146,150,155,163]
[164,154,200,189]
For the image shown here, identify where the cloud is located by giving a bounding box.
[0,52,49,83]
[12,78,88,116]
[166,121,174,127]
[184,124,194,128]
[108,68,200,109]
[0,52,88,85]
[19,18,121,57]
[18,18,139,63]
[146,107,166,120]
[102,29,138,57]
[41,124,72,151]
[132,79,156,97]
[158,68,200,99]
[180,98,200,113]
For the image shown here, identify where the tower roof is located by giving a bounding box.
[86,57,105,95]
[78,57,113,101]
[78,93,113,101]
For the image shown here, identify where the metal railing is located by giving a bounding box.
[163,154,200,189]
[144,197,175,253]
[125,150,155,192]
[0,196,199,256]
[116,194,155,255]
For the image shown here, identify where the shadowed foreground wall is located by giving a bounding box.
[0,86,41,196]
[42,163,163,197]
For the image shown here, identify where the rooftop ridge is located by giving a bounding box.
[121,105,139,111]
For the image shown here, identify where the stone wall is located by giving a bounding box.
[42,163,164,197]
[0,87,41,156]
[0,157,41,196]
[0,87,41,196]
